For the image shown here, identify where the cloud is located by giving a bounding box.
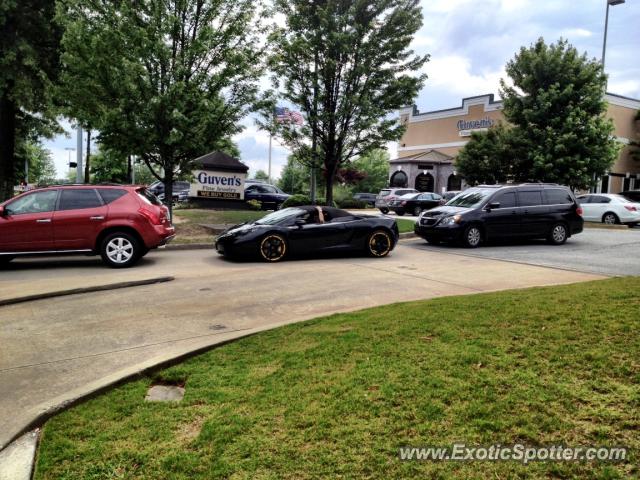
[561,28,593,39]
[422,54,507,98]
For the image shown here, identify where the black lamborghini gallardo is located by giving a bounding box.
[215,206,399,262]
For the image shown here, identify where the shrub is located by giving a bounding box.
[335,198,367,209]
[281,194,337,208]
[246,199,262,210]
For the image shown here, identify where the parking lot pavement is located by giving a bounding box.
[410,227,640,276]
[0,246,603,450]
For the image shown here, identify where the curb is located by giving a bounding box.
[0,276,175,307]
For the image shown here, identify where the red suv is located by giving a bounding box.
[0,185,175,268]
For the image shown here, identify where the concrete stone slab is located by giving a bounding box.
[145,385,185,402]
[0,430,38,480]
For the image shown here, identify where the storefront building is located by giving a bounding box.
[392,93,640,193]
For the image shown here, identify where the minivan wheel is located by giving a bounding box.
[100,232,141,268]
[602,212,618,225]
[413,206,422,216]
[547,223,568,245]
[462,225,482,248]
[379,208,389,214]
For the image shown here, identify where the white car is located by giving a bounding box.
[576,194,640,227]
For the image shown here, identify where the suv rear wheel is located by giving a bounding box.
[100,232,141,268]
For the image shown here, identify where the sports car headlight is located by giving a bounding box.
[440,214,462,225]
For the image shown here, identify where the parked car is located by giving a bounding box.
[620,190,640,203]
[244,183,290,210]
[0,185,175,268]
[375,188,418,214]
[576,193,640,227]
[148,181,191,203]
[389,192,444,216]
[442,190,462,203]
[353,193,377,207]
[215,206,399,262]
[414,183,583,248]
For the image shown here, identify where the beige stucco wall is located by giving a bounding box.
[399,97,640,176]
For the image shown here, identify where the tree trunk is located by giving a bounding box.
[127,155,132,183]
[84,129,91,183]
[325,161,337,206]
[0,92,16,201]
[164,166,174,221]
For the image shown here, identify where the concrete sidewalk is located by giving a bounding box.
[0,244,604,450]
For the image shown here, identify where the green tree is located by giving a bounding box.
[350,149,390,193]
[278,155,311,194]
[90,148,129,184]
[499,38,618,189]
[455,123,514,185]
[0,0,61,200]
[266,0,428,205]
[25,142,57,185]
[252,170,270,182]
[58,0,264,216]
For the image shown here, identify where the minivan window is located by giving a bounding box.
[518,191,543,207]
[545,189,573,205]
[446,188,494,208]
[58,189,103,211]
[493,191,516,208]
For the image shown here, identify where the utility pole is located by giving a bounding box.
[75,126,83,183]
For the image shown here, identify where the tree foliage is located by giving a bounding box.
[252,170,270,181]
[278,155,313,194]
[19,141,57,185]
[499,38,618,189]
[266,0,428,205]
[458,39,619,190]
[455,124,513,186]
[0,0,61,200]
[58,0,264,214]
[349,149,391,193]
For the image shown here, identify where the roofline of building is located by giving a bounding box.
[400,92,640,122]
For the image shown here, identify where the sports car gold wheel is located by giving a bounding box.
[367,230,392,257]
[259,234,287,262]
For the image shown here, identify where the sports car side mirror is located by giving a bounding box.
[0,206,5,217]
[295,219,306,228]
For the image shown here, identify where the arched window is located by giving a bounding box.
[415,172,434,192]
[447,174,462,191]
[390,170,408,188]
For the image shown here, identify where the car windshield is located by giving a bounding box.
[255,207,305,225]
[401,193,420,199]
[445,188,495,208]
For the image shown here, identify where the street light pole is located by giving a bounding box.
[602,0,625,71]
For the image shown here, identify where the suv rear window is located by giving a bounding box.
[58,189,103,211]
[518,190,543,207]
[545,189,573,205]
[137,188,162,206]
[379,190,391,197]
[98,189,127,204]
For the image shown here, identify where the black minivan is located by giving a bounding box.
[414,184,583,248]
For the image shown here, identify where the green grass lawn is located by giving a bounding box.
[172,209,415,244]
[34,278,639,479]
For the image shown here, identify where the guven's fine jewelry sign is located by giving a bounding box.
[189,170,246,200]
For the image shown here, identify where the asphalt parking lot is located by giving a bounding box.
[410,227,640,276]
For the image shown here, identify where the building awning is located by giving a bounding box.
[390,149,454,165]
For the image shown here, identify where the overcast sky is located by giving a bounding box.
[45,0,640,180]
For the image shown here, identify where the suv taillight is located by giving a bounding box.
[576,206,583,216]
[139,207,162,225]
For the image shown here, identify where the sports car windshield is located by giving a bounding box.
[255,208,305,225]
[445,188,495,208]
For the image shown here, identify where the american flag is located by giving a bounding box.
[275,107,304,125]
